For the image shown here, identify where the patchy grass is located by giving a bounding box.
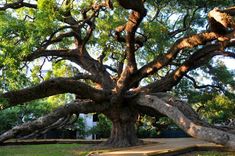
[180,151,235,156]
[0,144,91,156]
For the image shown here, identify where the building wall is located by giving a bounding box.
[79,114,97,140]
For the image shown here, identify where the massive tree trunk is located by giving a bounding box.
[135,93,235,150]
[104,106,141,147]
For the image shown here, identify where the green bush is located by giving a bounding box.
[72,117,86,139]
[137,127,158,138]
[88,114,112,138]
[0,100,51,134]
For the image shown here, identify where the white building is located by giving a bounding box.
[78,113,98,140]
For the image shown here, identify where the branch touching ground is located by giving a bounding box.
[0,100,110,143]
[135,93,235,150]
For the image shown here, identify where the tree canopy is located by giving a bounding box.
[0,0,235,148]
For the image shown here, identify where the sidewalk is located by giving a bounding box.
[97,138,224,156]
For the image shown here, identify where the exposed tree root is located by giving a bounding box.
[135,93,235,150]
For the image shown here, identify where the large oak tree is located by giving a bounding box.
[0,0,235,148]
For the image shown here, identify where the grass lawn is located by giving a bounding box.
[0,144,91,156]
[180,151,235,156]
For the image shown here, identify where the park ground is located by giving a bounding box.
[1,138,235,156]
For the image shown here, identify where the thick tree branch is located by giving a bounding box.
[135,93,235,149]
[223,6,235,16]
[77,48,114,89]
[112,30,147,49]
[127,6,235,89]
[41,30,75,48]
[59,0,78,25]
[222,51,235,59]
[0,77,109,109]
[117,0,146,14]
[128,32,220,89]
[21,116,71,139]
[138,44,223,93]
[208,8,235,34]
[0,0,37,10]
[4,1,115,90]
[74,73,101,84]
[25,49,77,62]
[64,3,116,89]
[0,99,111,143]
[24,47,114,89]
[115,0,147,94]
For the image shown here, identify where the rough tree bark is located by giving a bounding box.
[2,93,235,149]
[135,93,235,149]
[104,106,141,147]
[0,100,110,143]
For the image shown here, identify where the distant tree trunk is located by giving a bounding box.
[104,106,141,147]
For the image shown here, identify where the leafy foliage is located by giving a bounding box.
[0,100,51,133]
[173,61,235,124]
[88,114,112,138]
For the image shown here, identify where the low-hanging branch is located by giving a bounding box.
[0,99,111,143]
[135,93,235,149]
[21,115,72,140]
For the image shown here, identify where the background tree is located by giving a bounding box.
[0,0,235,148]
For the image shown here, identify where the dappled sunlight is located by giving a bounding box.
[178,116,198,137]
[166,53,174,59]
[146,62,163,74]
[179,39,195,49]
[174,65,189,80]
[178,33,218,50]
[179,117,187,127]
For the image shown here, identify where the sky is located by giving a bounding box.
[219,58,235,70]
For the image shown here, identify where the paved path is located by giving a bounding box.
[97,138,223,156]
